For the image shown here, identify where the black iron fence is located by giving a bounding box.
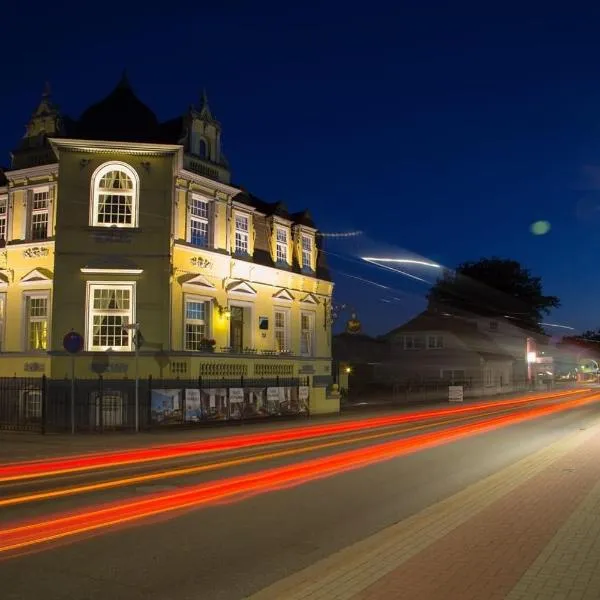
[0,375,311,434]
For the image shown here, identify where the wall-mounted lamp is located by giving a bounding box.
[345,366,352,374]
[217,304,231,318]
[140,161,151,172]
[80,158,91,169]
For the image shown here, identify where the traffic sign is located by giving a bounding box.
[63,331,84,354]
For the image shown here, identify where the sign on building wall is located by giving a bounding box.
[449,385,464,402]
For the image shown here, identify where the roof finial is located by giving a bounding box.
[200,88,210,111]
[42,81,51,98]
[117,69,131,90]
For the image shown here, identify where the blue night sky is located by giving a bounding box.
[3,3,600,335]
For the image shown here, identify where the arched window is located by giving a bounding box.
[198,138,209,159]
[91,162,139,227]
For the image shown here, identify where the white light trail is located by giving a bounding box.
[361,257,441,269]
[540,322,575,331]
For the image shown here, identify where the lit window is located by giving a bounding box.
[274,309,289,352]
[0,196,6,241]
[184,298,209,350]
[31,189,49,240]
[198,139,209,159]
[301,234,313,270]
[300,311,315,356]
[234,214,249,254]
[276,227,288,263]
[189,196,210,247]
[91,163,139,228]
[87,284,134,351]
[428,335,443,349]
[25,294,49,351]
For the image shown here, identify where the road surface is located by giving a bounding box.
[1,388,598,600]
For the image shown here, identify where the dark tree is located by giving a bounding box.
[559,329,600,357]
[427,257,560,333]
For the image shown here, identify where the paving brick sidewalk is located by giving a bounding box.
[249,412,600,600]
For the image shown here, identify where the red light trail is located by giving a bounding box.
[1,390,597,556]
[0,389,585,483]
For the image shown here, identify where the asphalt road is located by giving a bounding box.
[2,391,599,600]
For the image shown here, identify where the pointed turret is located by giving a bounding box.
[11,84,64,168]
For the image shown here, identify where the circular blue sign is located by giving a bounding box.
[63,331,84,354]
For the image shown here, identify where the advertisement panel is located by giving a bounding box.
[151,389,183,424]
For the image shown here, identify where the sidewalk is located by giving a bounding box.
[0,388,582,463]
[248,411,600,600]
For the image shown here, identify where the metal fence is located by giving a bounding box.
[0,375,311,434]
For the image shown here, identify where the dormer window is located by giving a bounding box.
[91,162,139,228]
[301,234,313,270]
[0,196,6,242]
[234,213,249,255]
[276,226,288,263]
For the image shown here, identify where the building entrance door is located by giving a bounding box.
[230,306,244,353]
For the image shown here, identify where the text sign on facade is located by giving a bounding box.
[449,385,464,402]
[229,388,244,404]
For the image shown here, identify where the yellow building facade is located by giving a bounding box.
[0,78,336,415]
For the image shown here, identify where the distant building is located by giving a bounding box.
[0,77,335,413]
[378,310,548,395]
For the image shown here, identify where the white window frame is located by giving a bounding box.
[86,282,136,352]
[188,194,210,248]
[0,195,7,241]
[427,335,443,349]
[301,233,313,270]
[183,294,212,351]
[300,310,316,357]
[405,335,424,350]
[90,162,140,228]
[484,368,494,387]
[234,212,249,255]
[274,307,290,352]
[30,187,50,241]
[275,226,289,264]
[24,291,50,352]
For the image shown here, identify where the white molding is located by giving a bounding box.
[273,288,294,302]
[80,268,143,275]
[300,292,319,305]
[227,280,257,296]
[6,240,54,251]
[20,268,53,286]
[182,274,216,289]
[5,164,58,180]
[179,168,239,196]
[49,138,181,155]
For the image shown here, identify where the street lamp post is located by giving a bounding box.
[124,323,141,432]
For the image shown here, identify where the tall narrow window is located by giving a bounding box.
[0,196,7,242]
[276,227,288,263]
[274,309,289,352]
[198,139,209,159]
[25,294,49,351]
[87,284,134,351]
[91,162,139,228]
[300,312,315,356]
[189,196,209,247]
[301,234,313,270]
[234,214,249,255]
[184,298,209,350]
[31,189,49,240]
[0,293,5,351]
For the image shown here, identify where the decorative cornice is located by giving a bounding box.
[5,163,58,181]
[49,138,183,158]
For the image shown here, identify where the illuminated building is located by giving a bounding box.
[0,77,335,414]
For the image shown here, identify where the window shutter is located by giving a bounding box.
[48,185,56,237]
[24,189,33,239]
